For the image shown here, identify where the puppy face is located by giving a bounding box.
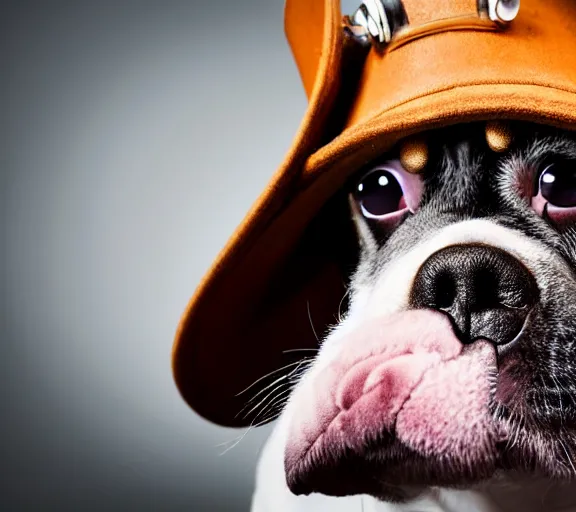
[280,122,576,501]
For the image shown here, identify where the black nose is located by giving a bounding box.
[410,244,538,346]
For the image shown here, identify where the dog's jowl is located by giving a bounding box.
[252,123,576,511]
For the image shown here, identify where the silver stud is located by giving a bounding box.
[480,0,521,24]
[345,0,393,48]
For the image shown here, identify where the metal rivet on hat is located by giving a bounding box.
[478,0,521,24]
[343,0,409,50]
[486,121,513,152]
[400,137,428,173]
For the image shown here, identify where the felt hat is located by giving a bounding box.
[172,0,576,427]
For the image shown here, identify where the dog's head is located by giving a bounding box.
[279,121,576,501]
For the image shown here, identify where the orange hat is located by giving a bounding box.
[172,0,576,427]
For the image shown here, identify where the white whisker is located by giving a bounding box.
[307,301,319,342]
[337,287,350,324]
[251,403,285,428]
[249,388,292,425]
[235,360,307,397]
[560,438,576,474]
[237,375,291,413]
[240,361,310,420]
[237,358,313,416]
[218,428,252,456]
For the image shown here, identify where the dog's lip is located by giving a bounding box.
[284,384,419,498]
[285,354,434,488]
[285,311,464,473]
[286,383,501,500]
[285,336,502,498]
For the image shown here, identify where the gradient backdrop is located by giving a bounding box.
[2,0,358,510]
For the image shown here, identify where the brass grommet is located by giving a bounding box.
[486,121,513,152]
[400,137,428,173]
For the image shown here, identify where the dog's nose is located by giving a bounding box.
[410,244,538,346]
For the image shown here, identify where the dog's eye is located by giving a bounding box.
[352,161,423,224]
[531,160,576,226]
[355,170,406,218]
[539,163,576,207]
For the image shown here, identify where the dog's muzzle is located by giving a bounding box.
[284,243,541,501]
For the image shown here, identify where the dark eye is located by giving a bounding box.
[539,162,576,207]
[354,170,407,218]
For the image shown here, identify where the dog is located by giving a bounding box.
[250,122,576,511]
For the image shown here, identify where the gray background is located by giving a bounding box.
[2,0,357,510]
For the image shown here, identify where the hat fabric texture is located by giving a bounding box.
[172,0,576,427]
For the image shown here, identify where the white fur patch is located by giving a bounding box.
[355,219,565,323]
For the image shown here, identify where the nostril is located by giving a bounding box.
[434,271,456,309]
[472,267,502,310]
